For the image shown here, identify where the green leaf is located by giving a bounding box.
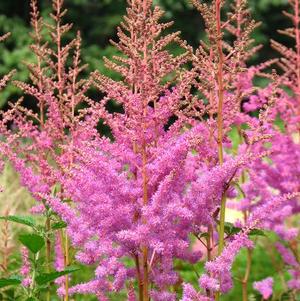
[0,277,21,288]
[280,291,294,301]
[0,215,36,228]
[249,229,266,237]
[26,298,38,301]
[35,266,80,286]
[19,233,44,253]
[51,221,67,230]
[224,222,241,236]
[199,232,209,239]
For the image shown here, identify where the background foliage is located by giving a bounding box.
[0,0,293,108]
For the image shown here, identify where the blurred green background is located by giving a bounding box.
[0,0,294,109]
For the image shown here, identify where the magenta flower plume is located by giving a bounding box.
[253,277,273,300]
[20,247,32,288]
[199,231,253,293]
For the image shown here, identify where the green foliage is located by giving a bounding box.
[0,215,36,228]
[51,221,67,230]
[0,276,21,289]
[223,222,242,236]
[249,229,266,237]
[0,0,293,109]
[19,233,44,253]
[0,15,33,106]
[218,221,267,237]
[251,0,288,11]
[35,266,80,286]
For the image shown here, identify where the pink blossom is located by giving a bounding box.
[20,247,32,287]
[253,277,273,299]
[20,247,30,276]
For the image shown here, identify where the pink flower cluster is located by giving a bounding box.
[253,277,273,300]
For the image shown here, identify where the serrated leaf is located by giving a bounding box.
[0,277,21,288]
[51,221,67,230]
[0,215,36,228]
[19,233,44,253]
[224,222,241,235]
[35,266,80,286]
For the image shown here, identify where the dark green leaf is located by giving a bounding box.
[0,277,21,289]
[199,232,209,239]
[280,291,294,301]
[0,215,36,228]
[19,234,44,253]
[35,266,80,286]
[51,221,67,230]
[224,222,241,236]
[249,229,266,237]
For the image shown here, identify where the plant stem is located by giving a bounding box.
[45,217,51,301]
[30,252,40,298]
[134,254,144,301]
[215,0,225,299]
[142,143,149,301]
[206,225,213,297]
[215,0,225,253]
[141,2,149,298]
[64,232,70,301]
[142,246,149,301]
[294,0,300,137]
[59,228,70,301]
[1,209,10,276]
[216,8,225,165]
[295,0,300,97]
[242,248,252,301]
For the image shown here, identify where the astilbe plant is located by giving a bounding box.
[227,0,300,298]
[176,1,282,300]
[0,0,300,300]
[45,0,203,299]
[0,0,98,300]
[0,32,17,286]
[45,0,283,300]
[0,1,261,300]
[38,0,268,300]
[0,0,95,198]
[0,32,14,174]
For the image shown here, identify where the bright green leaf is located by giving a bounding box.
[0,277,21,288]
[51,221,67,230]
[35,266,80,286]
[0,215,36,228]
[19,233,44,253]
[249,229,266,237]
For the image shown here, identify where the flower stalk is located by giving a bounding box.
[242,248,253,301]
[215,0,226,298]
